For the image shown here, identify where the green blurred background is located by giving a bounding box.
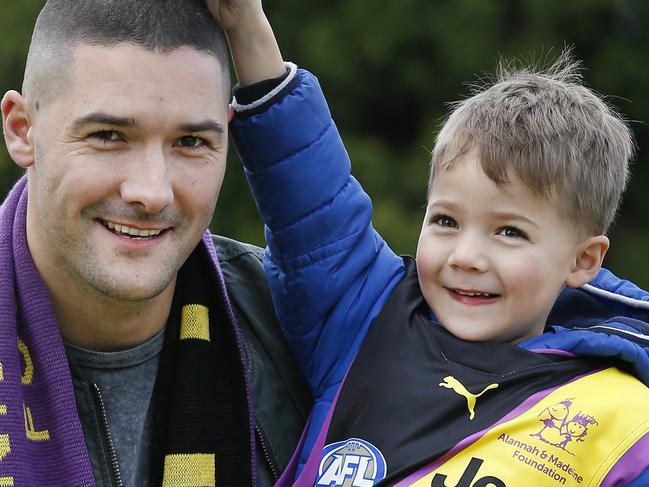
[2,0,648,288]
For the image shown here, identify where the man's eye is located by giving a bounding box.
[89,130,123,142]
[432,215,458,228]
[498,226,528,240]
[176,135,206,149]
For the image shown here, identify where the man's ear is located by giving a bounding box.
[2,90,35,168]
[565,235,610,288]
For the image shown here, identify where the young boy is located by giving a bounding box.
[210,2,649,485]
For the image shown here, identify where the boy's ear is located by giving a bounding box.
[565,235,610,288]
[1,90,35,168]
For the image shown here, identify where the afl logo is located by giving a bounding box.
[316,438,387,486]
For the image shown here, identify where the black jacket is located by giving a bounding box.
[70,235,311,486]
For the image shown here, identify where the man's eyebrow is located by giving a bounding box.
[178,120,225,135]
[70,114,225,136]
[71,112,137,129]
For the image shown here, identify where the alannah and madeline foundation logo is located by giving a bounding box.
[530,398,598,455]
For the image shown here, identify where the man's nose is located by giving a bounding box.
[447,232,489,272]
[120,145,174,213]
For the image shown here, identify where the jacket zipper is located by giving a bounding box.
[91,383,125,487]
[255,423,280,480]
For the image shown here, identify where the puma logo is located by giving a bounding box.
[439,376,499,420]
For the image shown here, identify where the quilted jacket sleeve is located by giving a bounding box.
[230,69,405,397]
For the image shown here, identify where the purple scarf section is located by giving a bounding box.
[0,176,256,485]
[0,176,95,484]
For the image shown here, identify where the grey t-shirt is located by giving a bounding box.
[65,330,165,487]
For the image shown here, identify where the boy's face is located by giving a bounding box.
[416,149,588,343]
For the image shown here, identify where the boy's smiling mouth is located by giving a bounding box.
[446,287,500,304]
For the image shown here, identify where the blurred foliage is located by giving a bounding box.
[1,0,648,288]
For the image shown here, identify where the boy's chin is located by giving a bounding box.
[436,320,531,344]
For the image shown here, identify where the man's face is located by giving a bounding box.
[416,149,585,343]
[26,43,229,302]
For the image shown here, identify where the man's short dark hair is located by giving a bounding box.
[24,0,230,105]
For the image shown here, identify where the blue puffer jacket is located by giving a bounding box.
[231,67,649,486]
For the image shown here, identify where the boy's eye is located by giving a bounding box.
[88,130,123,143]
[176,135,207,149]
[497,226,528,240]
[432,215,458,228]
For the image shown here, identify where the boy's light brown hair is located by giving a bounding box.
[429,52,634,235]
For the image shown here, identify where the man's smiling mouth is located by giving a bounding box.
[101,219,165,238]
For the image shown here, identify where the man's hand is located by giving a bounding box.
[205,0,285,87]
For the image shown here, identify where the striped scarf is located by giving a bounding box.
[0,176,255,486]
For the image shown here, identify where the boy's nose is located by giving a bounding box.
[447,235,489,272]
[120,145,174,213]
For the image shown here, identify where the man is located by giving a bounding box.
[0,0,310,485]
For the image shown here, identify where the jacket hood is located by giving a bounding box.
[524,267,649,385]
